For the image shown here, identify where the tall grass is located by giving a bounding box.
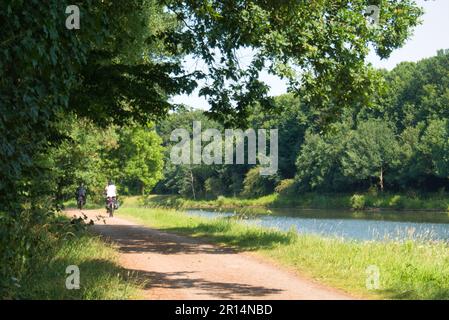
[118,206,449,299]
[14,216,142,299]
[64,199,104,210]
[19,234,141,299]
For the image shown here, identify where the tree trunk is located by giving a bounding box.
[379,166,384,192]
[189,167,196,200]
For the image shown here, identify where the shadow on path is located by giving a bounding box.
[92,222,286,298]
[128,269,284,299]
[94,224,233,255]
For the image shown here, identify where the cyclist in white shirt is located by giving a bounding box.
[105,181,117,197]
[104,180,118,214]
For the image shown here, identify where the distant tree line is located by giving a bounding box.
[155,50,449,198]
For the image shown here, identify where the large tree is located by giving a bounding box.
[296,121,350,191]
[165,0,423,125]
[419,119,449,179]
[341,119,401,191]
[116,126,165,195]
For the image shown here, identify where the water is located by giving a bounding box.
[186,208,449,242]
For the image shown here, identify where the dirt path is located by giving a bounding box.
[66,209,354,300]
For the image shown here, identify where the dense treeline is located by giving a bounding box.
[297,49,449,193]
[0,0,422,297]
[52,118,164,201]
[155,50,449,198]
[1,1,175,296]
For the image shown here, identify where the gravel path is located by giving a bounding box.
[66,209,354,300]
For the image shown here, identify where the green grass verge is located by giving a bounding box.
[64,196,138,210]
[142,192,449,212]
[64,199,104,210]
[117,206,449,300]
[16,217,142,299]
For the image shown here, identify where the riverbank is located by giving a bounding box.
[11,214,141,299]
[117,205,449,300]
[141,192,449,212]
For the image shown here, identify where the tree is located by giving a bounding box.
[295,121,349,191]
[50,117,119,203]
[241,167,279,198]
[166,0,422,125]
[341,120,400,191]
[117,126,165,195]
[249,94,306,179]
[419,119,449,179]
[379,50,449,130]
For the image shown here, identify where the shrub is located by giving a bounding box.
[204,177,224,199]
[367,185,378,197]
[406,190,419,199]
[241,167,278,198]
[275,179,296,196]
[0,211,96,299]
[389,195,405,209]
[216,196,226,206]
[174,198,185,208]
[350,194,366,210]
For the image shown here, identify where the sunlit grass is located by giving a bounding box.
[64,199,104,210]
[18,222,142,299]
[142,192,449,212]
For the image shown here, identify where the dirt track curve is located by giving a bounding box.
[66,209,354,300]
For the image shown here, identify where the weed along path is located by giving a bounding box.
[66,209,354,300]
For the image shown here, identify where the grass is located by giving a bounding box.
[64,196,139,210]
[16,216,142,299]
[117,205,449,300]
[142,192,449,212]
[64,199,104,210]
[142,194,279,210]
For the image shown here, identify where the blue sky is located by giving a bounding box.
[171,0,449,110]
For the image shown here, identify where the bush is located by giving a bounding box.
[275,179,296,196]
[389,195,405,209]
[350,194,366,210]
[0,211,96,299]
[204,177,224,199]
[241,167,278,198]
[216,196,226,206]
[0,211,54,298]
[367,185,378,197]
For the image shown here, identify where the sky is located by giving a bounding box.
[171,0,449,110]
